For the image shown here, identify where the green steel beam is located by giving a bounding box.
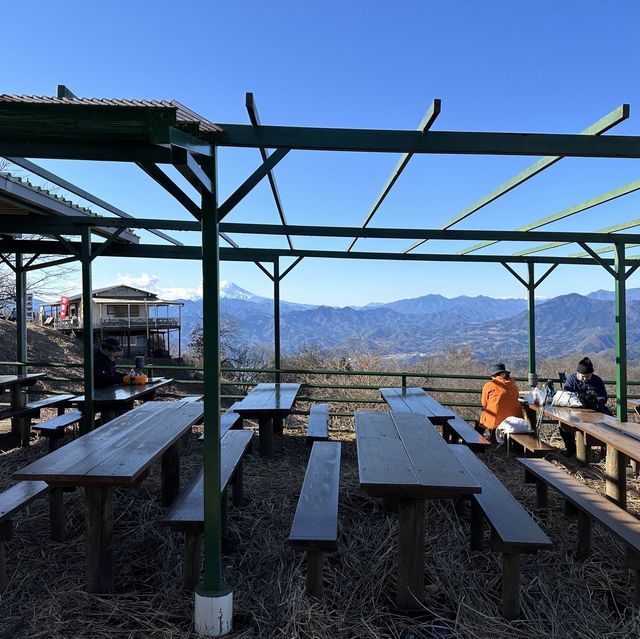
[167,126,213,157]
[527,263,536,381]
[218,221,640,245]
[213,123,640,158]
[458,179,640,255]
[274,258,281,384]
[217,147,290,221]
[246,93,294,250]
[219,232,274,280]
[199,151,225,596]
[0,141,172,163]
[615,243,628,429]
[137,162,202,220]
[568,242,640,258]
[15,254,27,376]
[5,157,182,245]
[280,256,304,279]
[80,227,94,435]
[24,256,79,272]
[349,99,441,252]
[404,104,629,254]
[577,242,617,277]
[172,147,213,194]
[514,220,640,256]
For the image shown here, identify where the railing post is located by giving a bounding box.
[14,253,27,376]
[273,258,281,384]
[80,227,94,435]
[401,374,407,388]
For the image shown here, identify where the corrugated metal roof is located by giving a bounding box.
[0,95,222,133]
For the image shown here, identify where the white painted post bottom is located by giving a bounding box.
[194,588,233,637]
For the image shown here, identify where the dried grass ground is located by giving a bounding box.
[1,413,640,639]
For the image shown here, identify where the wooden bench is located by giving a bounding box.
[519,457,640,604]
[289,441,341,597]
[306,404,329,445]
[450,444,552,619]
[509,432,555,457]
[161,429,254,589]
[0,480,50,589]
[0,394,76,447]
[198,405,244,441]
[32,410,83,452]
[443,416,491,452]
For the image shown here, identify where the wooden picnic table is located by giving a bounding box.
[73,377,172,422]
[526,401,640,509]
[233,383,301,457]
[13,398,203,593]
[380,386,456,425]
[356,410,480,610]
[0,373,46,433]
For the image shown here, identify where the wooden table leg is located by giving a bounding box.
[575,431,589,465]
[396,498,425,610]
[273,417,284,435]
[85,486,113,593]
[605,445,627,509]
[258,415,273,457]
[49,488,66,542]
[10,385,25,436]
[101,408,117,424]
[161,441,181,506]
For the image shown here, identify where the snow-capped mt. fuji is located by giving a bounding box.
[220,280,268,302]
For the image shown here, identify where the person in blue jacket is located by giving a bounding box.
[94,337,126,388]
[559,356,611,456]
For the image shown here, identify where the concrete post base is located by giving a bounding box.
[194,586,233,637]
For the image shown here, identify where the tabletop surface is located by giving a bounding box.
[73,378,172,404]
[0,373,45,387]
[233,382,301,416]
[380,387,456,423]
[355,410,480,499]
[14,399,202,486]
[528,402,640,460]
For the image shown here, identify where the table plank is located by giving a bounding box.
[234,383,301,417]
[380,387,455,424]
[356,411,480,498]
[73,378,171,404]
[13,400,203,485]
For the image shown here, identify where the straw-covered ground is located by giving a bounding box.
[1,412,640,639]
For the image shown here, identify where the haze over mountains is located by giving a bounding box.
[177,282,640,364]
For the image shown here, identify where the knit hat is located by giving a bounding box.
[577,357,594,374]
[101,337,123,353]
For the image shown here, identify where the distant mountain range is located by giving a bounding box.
[176,282,640,363]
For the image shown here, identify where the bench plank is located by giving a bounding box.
[444,416,491,452]
[290,441,341,550]
[518,458,640,551]
[162,429,254,529]
[451,444,552,552]
[32,411,82,433]
[306,404,329,444]
[0,481,49,521]
[509,433,555,456]
[0,394,75,421]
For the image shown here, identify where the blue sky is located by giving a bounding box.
[4,1,640,305]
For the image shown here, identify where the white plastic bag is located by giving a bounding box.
[551,390,583,408]
[495,416,530,444]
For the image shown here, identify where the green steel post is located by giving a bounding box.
[614,243,628,421]
[201,150,225,595]
[14,254,27,376]
[527,263,536,384]
[402,374,407,388]
[274,258,281,383]
[80,228,94,434]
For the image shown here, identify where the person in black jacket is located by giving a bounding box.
[559,356,611,457]
[94,337,126,389]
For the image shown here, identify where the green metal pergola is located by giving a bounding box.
[2,89,640,604]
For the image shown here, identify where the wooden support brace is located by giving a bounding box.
[536,479,549,509]
[396,499,425,610]
[306,549,324,597]
[231,461,244,507]
[160,441,181,507]
[502,553,521,620]
[576,511,592,560]
[183,531,203,591]
[470,499,484,551]
[523,469,536,484]
[85,486,113,593]
[565,500,578,517]
[49,488,66,542]
[0,521,13,591]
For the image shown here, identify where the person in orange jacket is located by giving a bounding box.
[478,363,523,440]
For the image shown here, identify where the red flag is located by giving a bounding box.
[59,296,69,320]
